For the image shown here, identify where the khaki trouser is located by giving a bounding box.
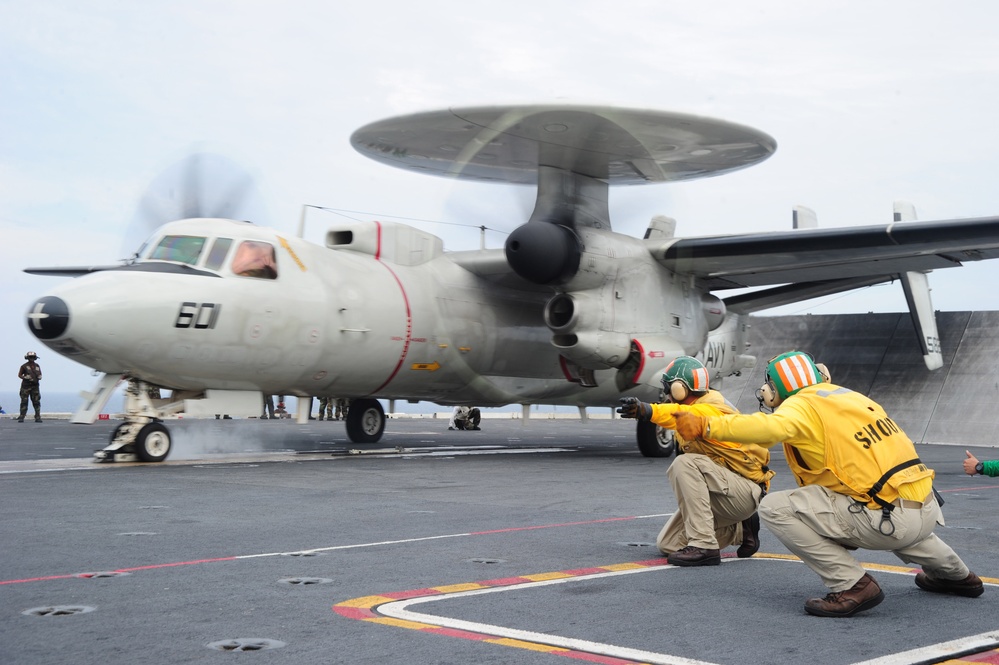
[657,453,764,554]
[759,484,970,592]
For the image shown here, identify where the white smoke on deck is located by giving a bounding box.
[165,418,344,460]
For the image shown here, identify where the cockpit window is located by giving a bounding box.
[149,236,206,265]
[204,238,233,271]
[231,240,278,279]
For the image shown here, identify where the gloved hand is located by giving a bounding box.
[674,412,707,440]
[617,397,652,421]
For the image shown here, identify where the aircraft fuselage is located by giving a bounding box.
[27,217,733,409]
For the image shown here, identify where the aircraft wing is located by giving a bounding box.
[448,248,555,291]
[652,216,999,293]
[24,263,220,278]
[24,265,122,277]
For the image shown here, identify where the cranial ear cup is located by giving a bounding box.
[670,381,689,403]
[760,379,781,408]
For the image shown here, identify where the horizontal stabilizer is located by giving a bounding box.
[723,276,892,314]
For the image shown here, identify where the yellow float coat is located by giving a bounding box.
[704,384,933,506]
[650,390,775,489]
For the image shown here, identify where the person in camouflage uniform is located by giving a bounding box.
[317,396,334,420]
[17,351,42,423]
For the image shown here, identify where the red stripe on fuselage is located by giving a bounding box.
[631,338,646,386]
[368,221,412,395]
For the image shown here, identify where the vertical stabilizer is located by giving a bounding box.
[895,201,943,370]
[792,205,818,229]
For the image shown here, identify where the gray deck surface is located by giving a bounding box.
[2,416,998,665]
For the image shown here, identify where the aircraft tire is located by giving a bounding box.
[345,398,386,444]
[636,420,675,458]
[135,422,172,462]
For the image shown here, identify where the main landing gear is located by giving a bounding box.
[636,420,676,458]
[344,398,386,444]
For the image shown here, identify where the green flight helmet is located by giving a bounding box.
[765,351,823,403]
[662,356,710,402]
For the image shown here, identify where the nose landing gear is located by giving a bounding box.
[95,380,173,463]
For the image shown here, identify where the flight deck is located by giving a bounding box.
[2,416,999,665]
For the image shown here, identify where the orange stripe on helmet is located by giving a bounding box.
[775,355,817,393]
[787,357,808,390]
[692,367,708,391]
[773,360,795,393]
[792,354,819,387]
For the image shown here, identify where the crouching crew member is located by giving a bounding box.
[675,351,983,617]
[448,406,481,431]
[619,356,773,566]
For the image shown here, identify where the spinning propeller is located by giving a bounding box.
[122,152,269,260]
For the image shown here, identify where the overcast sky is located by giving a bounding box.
[3,1,998,394]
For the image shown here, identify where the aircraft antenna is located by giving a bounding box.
[298,204,320,238]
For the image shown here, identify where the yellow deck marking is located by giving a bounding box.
[335,554,999,665]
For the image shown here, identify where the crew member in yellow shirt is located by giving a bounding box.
[675,351,983,617]
[619,356,774,566]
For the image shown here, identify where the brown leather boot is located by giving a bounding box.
[804,573,884,617]
[915,571,984,598]
[667,546,721,567]
[736,513,760,558]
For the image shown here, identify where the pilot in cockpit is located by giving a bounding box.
[232,240,278,279]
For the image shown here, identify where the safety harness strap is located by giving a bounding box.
[856,458,923,536]
[868,458,922,506]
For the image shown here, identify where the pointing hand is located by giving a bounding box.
[617,397,652,421]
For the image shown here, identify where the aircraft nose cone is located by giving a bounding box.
[26,296,70,340]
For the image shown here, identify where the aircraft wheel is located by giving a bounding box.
[636,420,675,458]
[345,399,385,444]
[135,422,172,462]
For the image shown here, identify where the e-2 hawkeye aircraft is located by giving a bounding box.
[23,105,999,463]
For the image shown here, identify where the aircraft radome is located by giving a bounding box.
[23,105,999,463]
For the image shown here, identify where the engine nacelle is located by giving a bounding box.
[551,329,633,370]
[544,291,630,369]
[544,291,596,332]
[505,222,581,285]
[702,293,726,331]
[617,336,688,390]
